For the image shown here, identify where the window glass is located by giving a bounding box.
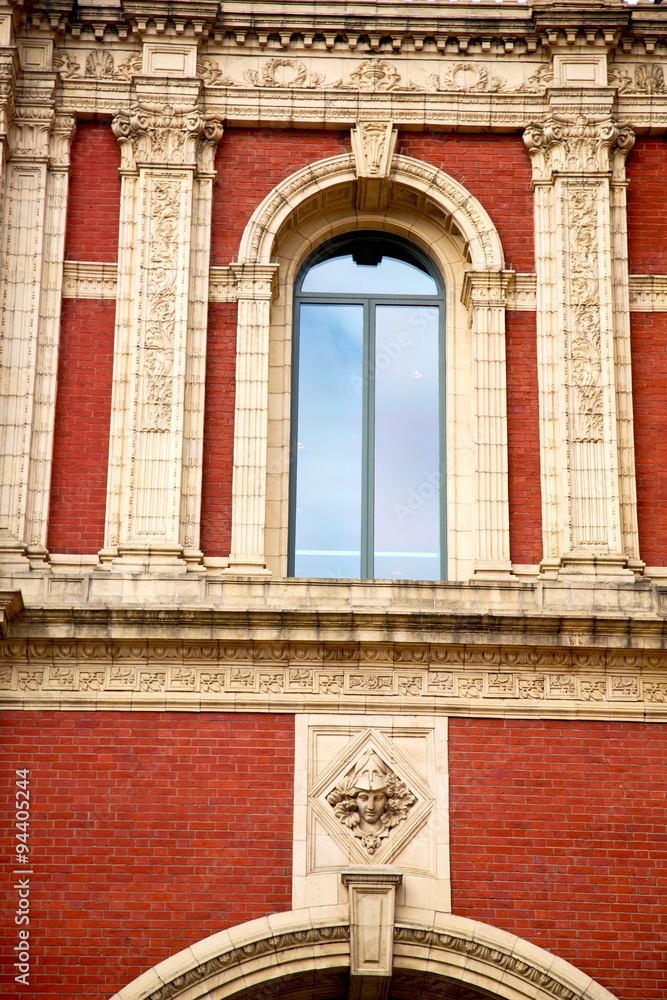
[290,233,445,581]
[302,254,438,296]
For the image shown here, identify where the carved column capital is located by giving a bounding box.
[523,115,635,181]
[48,112,76,170]
[461,269,515,309]
[9,104,55,162]
[229,263,279,301]
[111,102,223,171]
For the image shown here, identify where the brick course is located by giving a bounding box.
[64,122,121,263]
[211,129,350,264]
[396,133,535,273]
[449,719,667,1000]
[630,312,667,566]
[200,302,238,557]
[48,300,115,554]
[0,712,294,999]
[505,310,542,564]
[627,137,667,274]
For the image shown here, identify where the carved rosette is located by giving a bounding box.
[112,104,223,171]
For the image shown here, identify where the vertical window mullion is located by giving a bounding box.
[361,298,375,580]
[438,304,447,581]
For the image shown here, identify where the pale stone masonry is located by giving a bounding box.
[0,5,666,997]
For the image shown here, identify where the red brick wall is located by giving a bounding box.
[64,122,121,263]
[449,719,666,1000]
[505,310,542,564]
[0,712,294,1000]
[211,130,534,272]
[201,303,238,557]
[48,300,115,554]
[211,129,350,264]
[627,137,667,275]
[397,133,534,272]
[630,312,667,566]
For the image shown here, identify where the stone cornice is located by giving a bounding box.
[18,1,667,50]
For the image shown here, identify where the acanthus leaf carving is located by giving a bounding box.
[112,103,223,171]
[568,187,603,444]
[523,115,634,180]
[141,178,180,433]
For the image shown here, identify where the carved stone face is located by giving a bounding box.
[355,789,388,832]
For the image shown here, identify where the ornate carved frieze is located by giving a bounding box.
[1,638,666,720]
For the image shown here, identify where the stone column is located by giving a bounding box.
[100,88,222,571]
[0,79,55,569]
[462,270,515,579]
[524,104,640,579]
[24,113,77,564]
[225,264,278,576]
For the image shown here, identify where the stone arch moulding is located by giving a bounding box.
[109,905,620,1000]
[226,150,515,582]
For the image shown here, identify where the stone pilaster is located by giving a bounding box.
[524,102,640,579]
[225,263,279,576]
[24,112,77,564]
[0,79,55,568]
[100,88,223,571]
[462,270,515,579]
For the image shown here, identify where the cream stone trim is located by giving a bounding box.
[293,715,450,914]
[524,107,640,579]
[25,114,77,562]
[462,271,515,579]
[2,635,666,721]
[238,153,504,270]
[0,84,62,570]
[628,275,667,311]
[108,906,620,1000]
[224,264,279,575]
[62,261,118,299]
[230,152,508,579]
[100,86,223,572]
[506,273,537,311]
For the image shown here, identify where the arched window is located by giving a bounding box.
[289,232,446,580]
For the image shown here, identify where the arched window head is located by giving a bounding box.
[289,232,446,581]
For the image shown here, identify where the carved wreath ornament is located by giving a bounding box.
[326,750,416,855]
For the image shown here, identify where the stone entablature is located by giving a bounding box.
[1,586,666,718]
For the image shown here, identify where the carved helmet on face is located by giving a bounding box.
[352,751,389,793]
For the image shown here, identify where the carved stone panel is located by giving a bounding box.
[293,715,449,913]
